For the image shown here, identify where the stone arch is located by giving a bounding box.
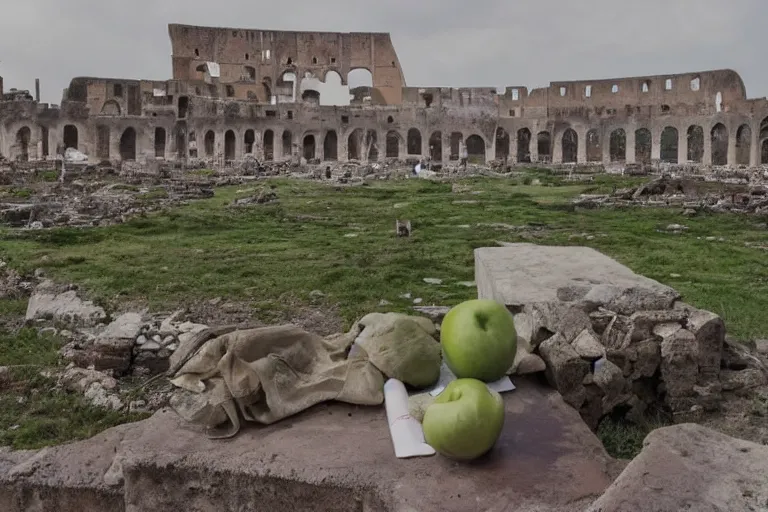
[119,127,137,161]
[15,126,31,162]
[450,132,463,161]
[348,68,373,89]
[100,100,121,116]
[429,131,442,161]
[281,131,292,157]
[224,130,236,161]
[735,125,751,165]
[711,123,728,165]
[348,129,363,160]
[537,131,551,161]
[561,128,578,163]
[586,129,601,162]
[517,128,531,163]
[303,134,316,161]
[660,127,679,163]
[495,128,510,161]
[407,128,422,155]
[609,129,626,162]
[264,130,274,161]
[302,89,320,104]
[204,130,215,157]
[366,130,379,161]
[244,129,255,154]
[635,128,652,164]
[466,134,486,163]
[324,130,338,160]
[154,127,166,158]
[687,125,704,163]
[63,124,79,150]
[386,131,400,158]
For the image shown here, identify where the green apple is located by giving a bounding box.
[422,378,505,460]
[440,299,517,382]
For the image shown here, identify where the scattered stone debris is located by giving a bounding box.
[395,219,411,237]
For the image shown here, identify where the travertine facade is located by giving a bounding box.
[2,23,768,168]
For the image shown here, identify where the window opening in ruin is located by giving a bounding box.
[690,77,700,91]
[665,79,673,90]
[302,89,320,104]
[586,130,600,162]
[119,127,137,161]
[324,131,338,160]
[495,128,510,161]
[312,57,318,64]
[585,85,592,98]
[41,126,49,157]
[287,111,293,120]
[559,87,567,97]
[735,125,751,165]
[562,129,578,163]
[15,127,31,162]
[96,125,110,160]
[661,104,671,113]
[281,131,292,157]
[508,110,516,117]
[265,50,271,60]
[233,31,238,37]
[176,126,188,159]
[660,126,679,163]
[195,87,201,95]
[226,85,235,98]
[63,124,78,150]
[195,49,199,57]
[466,135,486,164]
[331,57,336,64]
[450,132,463,161]
[609,129,626,162]
[711,123,728,165]
[429,131,442,162]
[686,126,704,163]
[537,132,551,162]
[641,81,650,93]
[264,130,274,161]
[715,91,722,112]
[512,88,519,101]
[341,115,349,123]
[348,69,374,105]
[266,110,277,118]
[517,129,531,163]
[204,130,215,157]
[127,85,140,115]
[245,53,249,60]
[302,134,316,161]
[286,58,293,66]
[244,129,255,154]
[155,127,166,159]
[348,129,362,160]
[387,116,394,124]
[386,131,400,158]
[224,130,236,161]
[244,66,256,82]
[611,84,619,94]
[366,130,379,161]
[634,128,651,164]
[407,128,422,155]
[114,83,123,97]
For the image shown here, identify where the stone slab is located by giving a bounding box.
[0,376,620,512]
[475,244,679,309]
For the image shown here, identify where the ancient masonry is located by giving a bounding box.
[1,23,768,168]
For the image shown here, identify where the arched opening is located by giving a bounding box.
[429,131,442,161]
[119,127,137,161]
[96,125,110,160]
[609,129,626,162]
[244,129,255,154]
[277,72,297,102]
[154,127,166,158]
[303,134,316,161]
[348,68,373,103]
[100,100,121,116]
[660,127,679,163]
[635,128,652,164]
[282,131,293,158]
[711,123,728,165]
[537,131,551,161]
[735,125,751,165]
[715,92,723,112]
[450,132,463,161]
[178,97,189,118]
[762,140,768,165]
[385,131,399,158]
[348,129,363,160]
[244,66,256,82]
[366,130,379,161]
[517,128,531,163]
[466,135,486,164]
[495,128,510,161]
[41,126,49,157]
[302,89,320,105]
[407,128,422,155]
[204,130,215,157]
[686,126,704,163]
[324,130,338,160]
[562,129,578,163]
[224,130,236,161]
[15,127,31,162]
[586,129,601,162]
[63,125,78,150]
[264,130,274,161]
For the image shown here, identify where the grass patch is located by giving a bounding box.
[597,415,669,460]
[189,169,215,177]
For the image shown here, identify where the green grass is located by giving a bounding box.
[0,171,766,454]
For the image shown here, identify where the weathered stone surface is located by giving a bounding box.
[558,307,592,343]
[719,368,767,391]
[601,314,633,350]
[660,328,699,404]
[572,329,606,360]
[25,282,106,328]
[411,306,451,323]
[593,359,629,413]
[522,302,563,347]
[684,305,725,382]
[539,334,590,409]
[99,312,143,341]
[627,339,661,380]
[587,423,768,512]
[625,309,687,343]
[0,377,619,512]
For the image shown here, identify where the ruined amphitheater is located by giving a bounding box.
[1,23,768,169]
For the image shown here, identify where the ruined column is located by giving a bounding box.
[750,124,760,167]
[35,79,40,103]
[677,130,687,164]
[650,129,661,162]
[442,133,451,163]
[703,130,712,166]
[510,133,518,164]
[625,128,636,164]
[727,131,737,166]
[576,130,586,164]
[602,134,611,165]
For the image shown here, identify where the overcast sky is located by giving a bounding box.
[1,0,765,104]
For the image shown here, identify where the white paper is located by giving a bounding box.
[384,379,436,459]
[427,361,516,397]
